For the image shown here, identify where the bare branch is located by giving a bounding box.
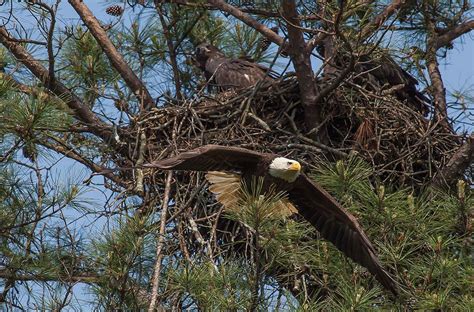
[68,0,155,110]
[155,1,183,99]
[148,172,173,312]
[32,0,57,88]
[436,20,474,49]
[39,138,128,188]
[206,0,284,46]
[426,55,449,127]
[360,0,406,39]
[424,4,450,128]
[0,270,99,284]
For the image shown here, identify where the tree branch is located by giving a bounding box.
[148,171,173,312]
[432,134,474,188]
[0,26,114,142]
[426,54,449,127]
[39,138,128,189]
[436,20,474,49]
[0,269,154,306]
[155,1,183,99]
[32,0,57,89]
[281,0,321,131]
[424,4,449,128]
[68,0,155,110]
[360,0,406,39]
[0,270,99,284]
[206,0,284,46]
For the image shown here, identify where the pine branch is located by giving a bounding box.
[360,0,407,39]
[0,27,114,143]
[281,0,321,131]
[155,1,183,99]
[424,3,450,128]
[206,0,284,47]
[68,0,155,110]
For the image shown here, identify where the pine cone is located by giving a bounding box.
[257,26,279,53]
[22,143,37,162]
[106,5,124,17]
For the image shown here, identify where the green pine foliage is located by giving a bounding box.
[0,80,72,162]
[90,214,154,310]
[60,27,119,107]
[167,260,254,310]
[308,156,473,310]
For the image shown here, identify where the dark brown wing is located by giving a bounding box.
[288,174,398,295]
[144,145,267,172]
[215,59,273,89]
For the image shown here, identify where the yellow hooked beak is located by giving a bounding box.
[289,162,301,171]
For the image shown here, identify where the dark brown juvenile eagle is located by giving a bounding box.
[357,53,430,115]
[195,43,273,91]
[144,145,398,295]
[317,45,430,115]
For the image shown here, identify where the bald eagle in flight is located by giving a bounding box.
[144,145,398,295]
[195,43,274,91]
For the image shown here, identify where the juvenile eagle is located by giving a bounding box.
[195,43,273,91]
[357,52,430,115]
[317,45,430,115]
[144,145,398,295]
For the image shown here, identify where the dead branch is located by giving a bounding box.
[155,1,183,99]
[206,0,284,47]
[360,0,407,39]
[148,171,173,312]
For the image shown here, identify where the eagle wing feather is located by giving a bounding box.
[289,174,398,295]
[144,145,264,172]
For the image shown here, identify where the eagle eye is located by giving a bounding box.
[287,161,292,165]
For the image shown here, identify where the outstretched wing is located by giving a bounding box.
[144,145,266,172]
[288,174,398,295]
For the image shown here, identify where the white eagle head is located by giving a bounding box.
[269,157,301,182]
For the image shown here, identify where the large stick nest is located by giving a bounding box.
[130,76,459,188]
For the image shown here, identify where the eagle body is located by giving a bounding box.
[144,145,398,295]
[195,43,273,91]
